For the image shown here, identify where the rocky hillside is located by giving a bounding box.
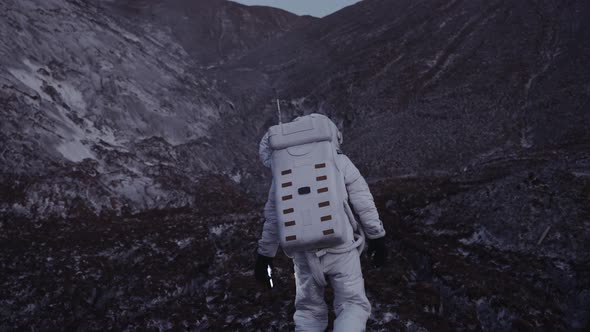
[2,157,588,330]
[104,0,316,65]
[227,0,590,177]
[0,0,312,220]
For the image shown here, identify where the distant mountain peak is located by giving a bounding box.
[107,0,317,64]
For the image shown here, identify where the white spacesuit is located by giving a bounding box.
[256,114,386,332]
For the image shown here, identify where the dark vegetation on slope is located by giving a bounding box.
[1,148,588,330]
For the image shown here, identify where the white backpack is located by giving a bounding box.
[267,114,351,253]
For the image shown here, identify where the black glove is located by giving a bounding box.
[367,237,386,268]
[254,254,274,289]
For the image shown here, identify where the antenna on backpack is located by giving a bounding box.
[276,98,282,124]
[273,88,282,125]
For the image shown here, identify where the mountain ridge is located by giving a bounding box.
[104,0,317,65]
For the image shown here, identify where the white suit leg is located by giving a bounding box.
[326,250,371,332]
[293,254,329,332]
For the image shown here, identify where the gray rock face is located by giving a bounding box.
[0,0,317,220]
[230,0,590,178]
[106,0,316,65]
[0,0,289,219]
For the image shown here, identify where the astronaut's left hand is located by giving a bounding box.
[367,237,386,268]
[254,254,274,289]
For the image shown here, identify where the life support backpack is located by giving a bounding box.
[268,114,351,253]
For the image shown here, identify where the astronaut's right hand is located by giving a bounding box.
[368,237,386,268]
[254,254,274,289]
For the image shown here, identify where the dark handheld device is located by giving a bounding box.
[267,265,274,289]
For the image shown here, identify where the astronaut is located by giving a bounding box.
[255,114,386,332]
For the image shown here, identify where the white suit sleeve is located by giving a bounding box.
[341,155,386,239]
[257,180,280,257]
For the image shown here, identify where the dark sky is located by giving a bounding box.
[229,0,363,17]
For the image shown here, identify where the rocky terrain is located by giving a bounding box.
[104,0,316,65]
[227,0,590,177]
[1,0,589,330]
[0,0,310,220]
[2,153,588,330]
